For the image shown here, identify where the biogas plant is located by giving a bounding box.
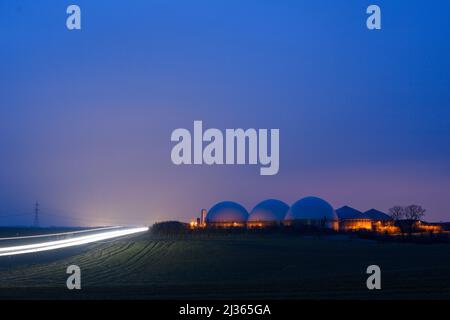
[190,197,441,234]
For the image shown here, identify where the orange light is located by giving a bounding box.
[418,225,441,232]
[341,220,372,231]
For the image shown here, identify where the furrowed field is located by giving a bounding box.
[0,232,450,299]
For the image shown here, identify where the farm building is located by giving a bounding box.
[365,208,392,221]
[284,196,339,231]
[193,199,435,235]
[365,208,398,233]
[336,206,372,231]
[247,199,289,228]
[205,201,248,227]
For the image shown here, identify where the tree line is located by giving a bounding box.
[389,205,426,221]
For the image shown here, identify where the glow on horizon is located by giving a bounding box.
[0,227,149,256]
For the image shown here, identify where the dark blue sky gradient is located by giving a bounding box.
[1,0,449,225]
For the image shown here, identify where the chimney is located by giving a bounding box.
[200,208,207,226]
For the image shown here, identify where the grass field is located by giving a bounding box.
[0,232,449,299]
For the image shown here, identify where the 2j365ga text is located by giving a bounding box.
[179,304,271,317]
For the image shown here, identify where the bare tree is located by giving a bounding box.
[389,206,405,221]
[404,205,426,221]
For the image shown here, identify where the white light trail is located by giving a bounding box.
[0,227,149,256]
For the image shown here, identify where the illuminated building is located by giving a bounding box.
[205,201,249,227]
[336,206,372,231]
[416,221,442,233]
[364,209,398,233]
[396,220,443,233]
[284,197,339,231]
[189,220,197,228]
[191,199,441,235]
[247,199,289,228]
[190,209,208,229]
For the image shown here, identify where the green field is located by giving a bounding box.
[0,232,449,299]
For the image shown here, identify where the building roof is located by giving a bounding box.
[248,199,289,222]
[206,201,249,223]
[285,196,337,221]
[336,206,371,220]
[365,209,392,221]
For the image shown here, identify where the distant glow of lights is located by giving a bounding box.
[0,227,149,256]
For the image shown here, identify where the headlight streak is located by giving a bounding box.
[0,227,149,256]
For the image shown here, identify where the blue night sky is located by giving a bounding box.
[1,0,449,226]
